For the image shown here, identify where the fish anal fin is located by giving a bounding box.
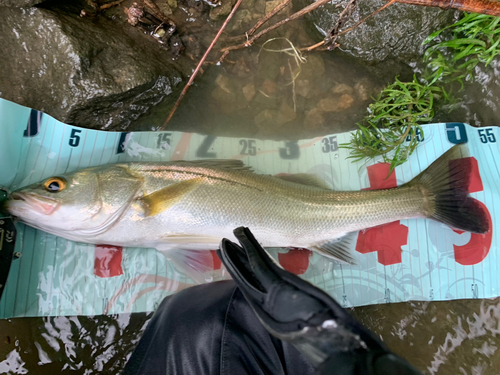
[275,173,331,190]
[310,232,357,264]
[138,178,202,217]
[157,248,217,284]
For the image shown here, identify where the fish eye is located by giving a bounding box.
[44,177,67,193]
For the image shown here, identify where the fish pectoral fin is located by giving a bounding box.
[157,248,219,284]
[310,232,357,264]
[138,178,203,217]
[275,174,331,190]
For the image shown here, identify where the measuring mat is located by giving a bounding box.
[0,98,498,318]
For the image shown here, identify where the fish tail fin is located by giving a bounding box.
[410,144,489,234]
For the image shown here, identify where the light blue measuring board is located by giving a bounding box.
[0,98,499,318]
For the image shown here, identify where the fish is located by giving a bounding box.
[4,144,489,279]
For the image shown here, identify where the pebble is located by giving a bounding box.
[209,0,235,20]
[241,0,256,9]
[260,79,278,96]
[215,74,232,94]
[332,83,354,96]
[243,83,256,102]
[276,102,296,124]
[265,0,292,15]
[254,109,279,130]
[298,55,325,81]
[354,80,370,101]
[304,108,324,130]
[295,79,310,98]
[254,0,266,14]
[316,94,354,112]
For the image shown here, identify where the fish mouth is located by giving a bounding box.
[10,192,59,215]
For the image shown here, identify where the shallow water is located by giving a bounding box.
[1,1,500,373]
[3,298,500,374]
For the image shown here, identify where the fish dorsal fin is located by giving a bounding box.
[171,159,253,171]
[275,173,331,190]
[309,232,357,264]
[138,178,203,217]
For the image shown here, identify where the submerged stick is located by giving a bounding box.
[221,0,334,52]
[305,0,397,51]
[223,0,500,53]
[162,0,244,128]
[248,0,293,35]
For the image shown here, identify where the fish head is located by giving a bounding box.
[5,165,143,237]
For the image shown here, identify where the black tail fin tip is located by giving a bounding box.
[413,144,490,234]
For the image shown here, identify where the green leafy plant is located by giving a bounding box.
[343,76,441,173]
[424,13,500,87]
[344,12,500,172]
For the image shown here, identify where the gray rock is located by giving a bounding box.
[298,0,458,63]
[0,0,44,7]
[0,6,184,131]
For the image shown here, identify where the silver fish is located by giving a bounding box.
[4,144,488,275]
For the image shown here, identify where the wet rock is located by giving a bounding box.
[184,0,204,17]
[277,102,296,124]
[240,0,255,10]
[209,0,235,20]
[169,34,185,59]
[316,94,354,112]
[337,94,354,110]
[265,0,292,15]
[230,9,252,32]
[167,0,178,9]
[254,0,266,14]
[157,2,174,16]
[297,54,325,81]
[242,83,256,101]
[229,57,252,78]
[0,6,183,131]
[0,0,43,6]
[316,98,337,112]
[354,79,372,101]
[257,48,288,81]
[211,80,247,115]
[332,83,354,96]
[252,90,280,109]
[304,108,324,130]
[180,34,201,58]
[254,109,279,130]
[297,0,457,63]
[255,102,295,132]
[295,79,311,98]
[215,74,232,94]
[260,79,278,96]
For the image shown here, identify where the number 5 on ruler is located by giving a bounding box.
[69,129,82,147]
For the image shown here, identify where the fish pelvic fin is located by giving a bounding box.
[408,144,489,234]
[138,178,203,217]
[310,232,357,264]
[157,248,217,284]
